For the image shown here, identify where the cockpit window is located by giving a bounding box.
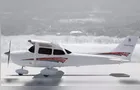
[29,45,71,55]
[29,45,35,53]
[65,49,72,54]
[29,45,52,55]
[53,49,65,55]
[38,48,52,55]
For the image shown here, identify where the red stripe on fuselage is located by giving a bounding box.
[24,57,68,63]
[98,52,130,57]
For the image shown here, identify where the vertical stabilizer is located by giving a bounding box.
[111,36,139,60]
[98,36,139,61]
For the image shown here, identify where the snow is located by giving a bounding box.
[1,63,140,86]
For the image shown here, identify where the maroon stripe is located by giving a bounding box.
[24,57,68,63]
[98,52,130,57]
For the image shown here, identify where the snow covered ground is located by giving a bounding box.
[1,35,140,86]
[1,63,140,86]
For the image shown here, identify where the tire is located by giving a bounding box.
[18,73,23,76]
[43,75,49,77]
[16,69,29,75]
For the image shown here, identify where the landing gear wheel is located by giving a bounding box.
[18,73,23,76]
[43,75,49,77]
[16,66,28,76]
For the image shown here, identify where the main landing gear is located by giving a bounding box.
[15,67,58,77]
[16,66,29,76]
[40,67,58,77]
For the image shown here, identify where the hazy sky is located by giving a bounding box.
[0,0,140,36]
[0,0,140,13]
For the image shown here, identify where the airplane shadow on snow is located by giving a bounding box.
[24,71,64,86]
[23,72,111,86]
[3,72,140,86]
[3,71,64,86]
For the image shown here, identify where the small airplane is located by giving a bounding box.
[4,36,139,77]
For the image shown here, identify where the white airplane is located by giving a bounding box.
[5,36,139,77]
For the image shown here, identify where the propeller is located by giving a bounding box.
[4,41,11,66]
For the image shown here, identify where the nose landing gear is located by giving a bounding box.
[16,66,29,76]
[40,67,58,77]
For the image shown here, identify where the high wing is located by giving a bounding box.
[28,40,63,50]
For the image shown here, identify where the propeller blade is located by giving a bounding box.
[8,51,10,65]
[7,41,11,66]
[8,41,11,52]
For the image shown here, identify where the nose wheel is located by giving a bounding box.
[16,66,29,76]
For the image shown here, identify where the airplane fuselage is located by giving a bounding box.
[10,51,128,68]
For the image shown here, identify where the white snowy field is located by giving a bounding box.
[1,35,140,86]
[1,63,140,86]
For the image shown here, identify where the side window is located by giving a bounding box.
[29,45,35,53]
[53,49,65,55]
[38,48,52,55]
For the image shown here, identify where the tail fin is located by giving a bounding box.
[111,36,139,60]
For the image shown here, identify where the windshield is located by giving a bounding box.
[28,45,35,53]
[65,49,72,54]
